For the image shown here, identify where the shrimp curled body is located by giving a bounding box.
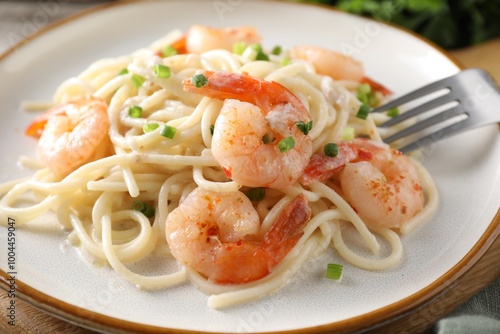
[183,70,313,189]
[290,45,391,95]
[165,188,311,284]
[301,138,424,228]
[185,25,261,54]
[27,96,112,178]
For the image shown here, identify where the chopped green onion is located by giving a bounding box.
[250,43,269,61]
[162,45,177,57]
[160,124,177,139]
[153,64,171,78]
[143,122,159,133]
[296,120,313,135]
[255,51,270,61]
[341,127,355,141]
[357,83,379,107]
[324,143,339,157]
[191,74,208,88]
[233,41,247,55]
[128,105,143,118]
[262,133,274,144]
[210,124,215,135]
[271,45,282,55]
[250,43,264,53]
[118,68,129,75]
[131,74,145,88]
[246,187,265,201]
[280,56,291,67]
[386,107,400,118]
[356,104,370,120]
[278,136,295,153]
[357,83,371,96]
[326,263,343,280]
[132,200,155,218]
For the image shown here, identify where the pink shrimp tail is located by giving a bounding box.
[182,70,305,114]
[25,106,65,138]
[300,142,374,185]
[210,194,311,284]
[361,76,392,96]
[262,194,311,266]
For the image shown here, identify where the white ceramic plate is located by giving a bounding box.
[1,1,499,333]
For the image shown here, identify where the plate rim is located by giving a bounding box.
[0,0,499,333]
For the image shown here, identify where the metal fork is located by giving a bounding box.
[371,68,500,153]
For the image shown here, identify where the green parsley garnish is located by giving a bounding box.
[118,68,129,75]
[296,120,313,135]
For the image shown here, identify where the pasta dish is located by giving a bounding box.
[0,26,438,308]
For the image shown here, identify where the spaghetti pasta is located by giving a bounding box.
[0,26,438,308]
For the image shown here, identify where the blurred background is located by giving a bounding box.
[297,0,500,49]
[1,0,500,51]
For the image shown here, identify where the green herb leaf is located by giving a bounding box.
[297,120,313,135]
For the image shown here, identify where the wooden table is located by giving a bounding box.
[0,2,499,333]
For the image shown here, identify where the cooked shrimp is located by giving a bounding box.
[291,46,391,95]
[26,96,112,178]
[170,25,261,55]
[183,70,313,189]
[165,187,311,284]
[301,138,424,228]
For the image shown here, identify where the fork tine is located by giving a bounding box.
[397,118,472,153]
[379,93,455,127]
[370,75,455,113]
[383,106,467,144]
